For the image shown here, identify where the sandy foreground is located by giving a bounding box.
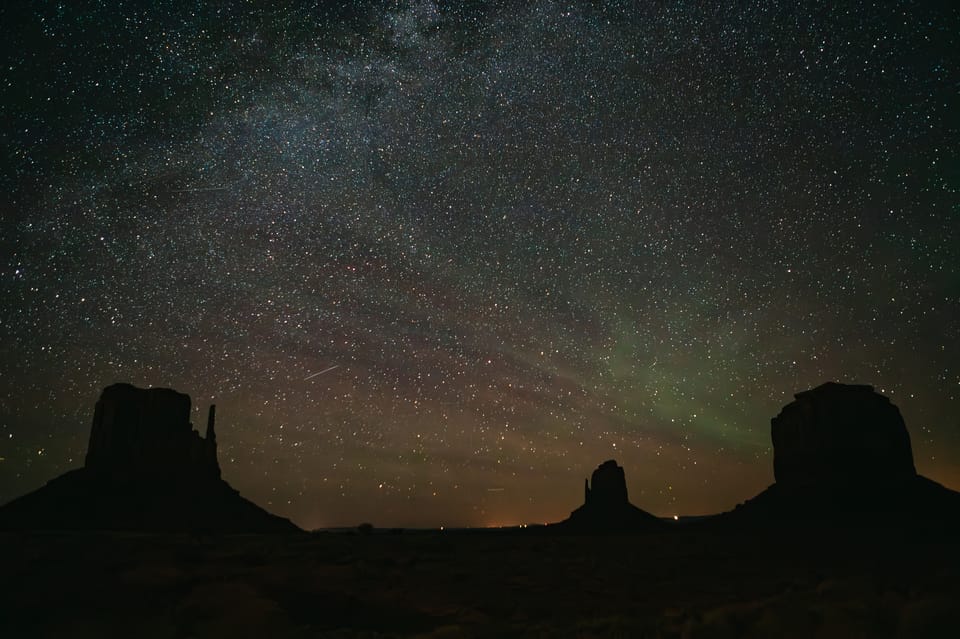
[2,526,958,638]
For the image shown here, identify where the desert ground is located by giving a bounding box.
[2,525,958,638]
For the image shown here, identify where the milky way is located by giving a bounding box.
[2,1,958,528]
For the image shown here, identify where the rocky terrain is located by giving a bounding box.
[2,525,958,638]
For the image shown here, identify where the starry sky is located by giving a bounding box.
[1,0,958,529]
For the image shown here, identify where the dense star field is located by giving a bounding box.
[1,1,958,529]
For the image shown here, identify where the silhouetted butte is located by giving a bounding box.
[722,382,960,526]
[0,383,299,533]
[557,460,664,531]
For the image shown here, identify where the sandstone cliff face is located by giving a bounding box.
[85,383,220,481]
[771,382,916,488]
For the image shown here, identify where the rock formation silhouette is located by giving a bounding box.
[772,382,916,487]
[85,384,222,480]
[723,382,960,526]
[0,383,299,533]
[558,460,664,531]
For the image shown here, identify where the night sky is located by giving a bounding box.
[1,1,958,529]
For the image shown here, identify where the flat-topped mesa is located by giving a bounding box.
[771,382,916,489]
[85,383,220,481]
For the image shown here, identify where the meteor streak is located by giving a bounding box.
[170,185,232,193]
[304,365,340,380]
